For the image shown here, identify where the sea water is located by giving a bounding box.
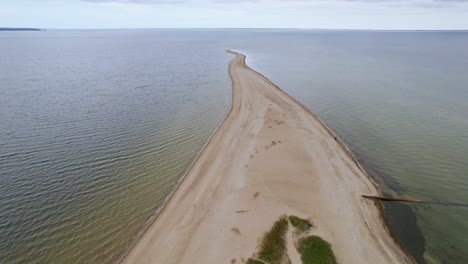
[1,29,467,263]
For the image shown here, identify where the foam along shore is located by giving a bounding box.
[121,51,413,263]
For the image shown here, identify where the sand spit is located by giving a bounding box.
[120,51,413,264]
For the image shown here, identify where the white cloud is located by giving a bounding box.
[1,0,467,29]
[79,0,468,6]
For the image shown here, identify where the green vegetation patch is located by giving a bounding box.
[246,258,265,264]
[297,235,337,264]
[256,215,289,264]
[288,215,312,233]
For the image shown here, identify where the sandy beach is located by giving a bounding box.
[121,51,413,264]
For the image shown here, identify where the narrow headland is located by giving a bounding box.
[119,51,414,264]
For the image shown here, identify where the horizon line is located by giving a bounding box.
[6,27,468,31]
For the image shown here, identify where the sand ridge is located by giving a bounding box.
[120,51,413,264]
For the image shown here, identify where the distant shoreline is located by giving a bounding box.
[0,28,43,31]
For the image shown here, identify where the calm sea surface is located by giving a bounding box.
[0,29,467,263]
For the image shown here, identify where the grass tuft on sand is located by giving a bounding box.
[246,258,265,264]
[297,235,337,264]
[288,215,312,233]
[249,215,289,264]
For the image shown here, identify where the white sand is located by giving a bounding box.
[121,51,413,264]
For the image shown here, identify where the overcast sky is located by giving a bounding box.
[1,0,467,29]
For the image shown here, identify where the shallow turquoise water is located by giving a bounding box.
[0,29,467,263]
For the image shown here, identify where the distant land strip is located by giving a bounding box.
[0,28,43,31]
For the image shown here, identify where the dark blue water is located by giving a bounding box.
[1,29,467,263]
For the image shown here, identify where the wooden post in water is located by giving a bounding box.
[362,195,424,203]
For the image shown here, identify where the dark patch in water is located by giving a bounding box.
[382,199,426,264]
[423,201,468,208]
[135,85,150,90]
[332,133,426,263]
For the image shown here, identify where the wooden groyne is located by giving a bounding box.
[362,195,424,203]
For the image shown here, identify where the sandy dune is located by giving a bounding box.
[120,51,413,264]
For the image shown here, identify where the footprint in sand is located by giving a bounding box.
[274,120,285,125]
[231,227,241,235]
